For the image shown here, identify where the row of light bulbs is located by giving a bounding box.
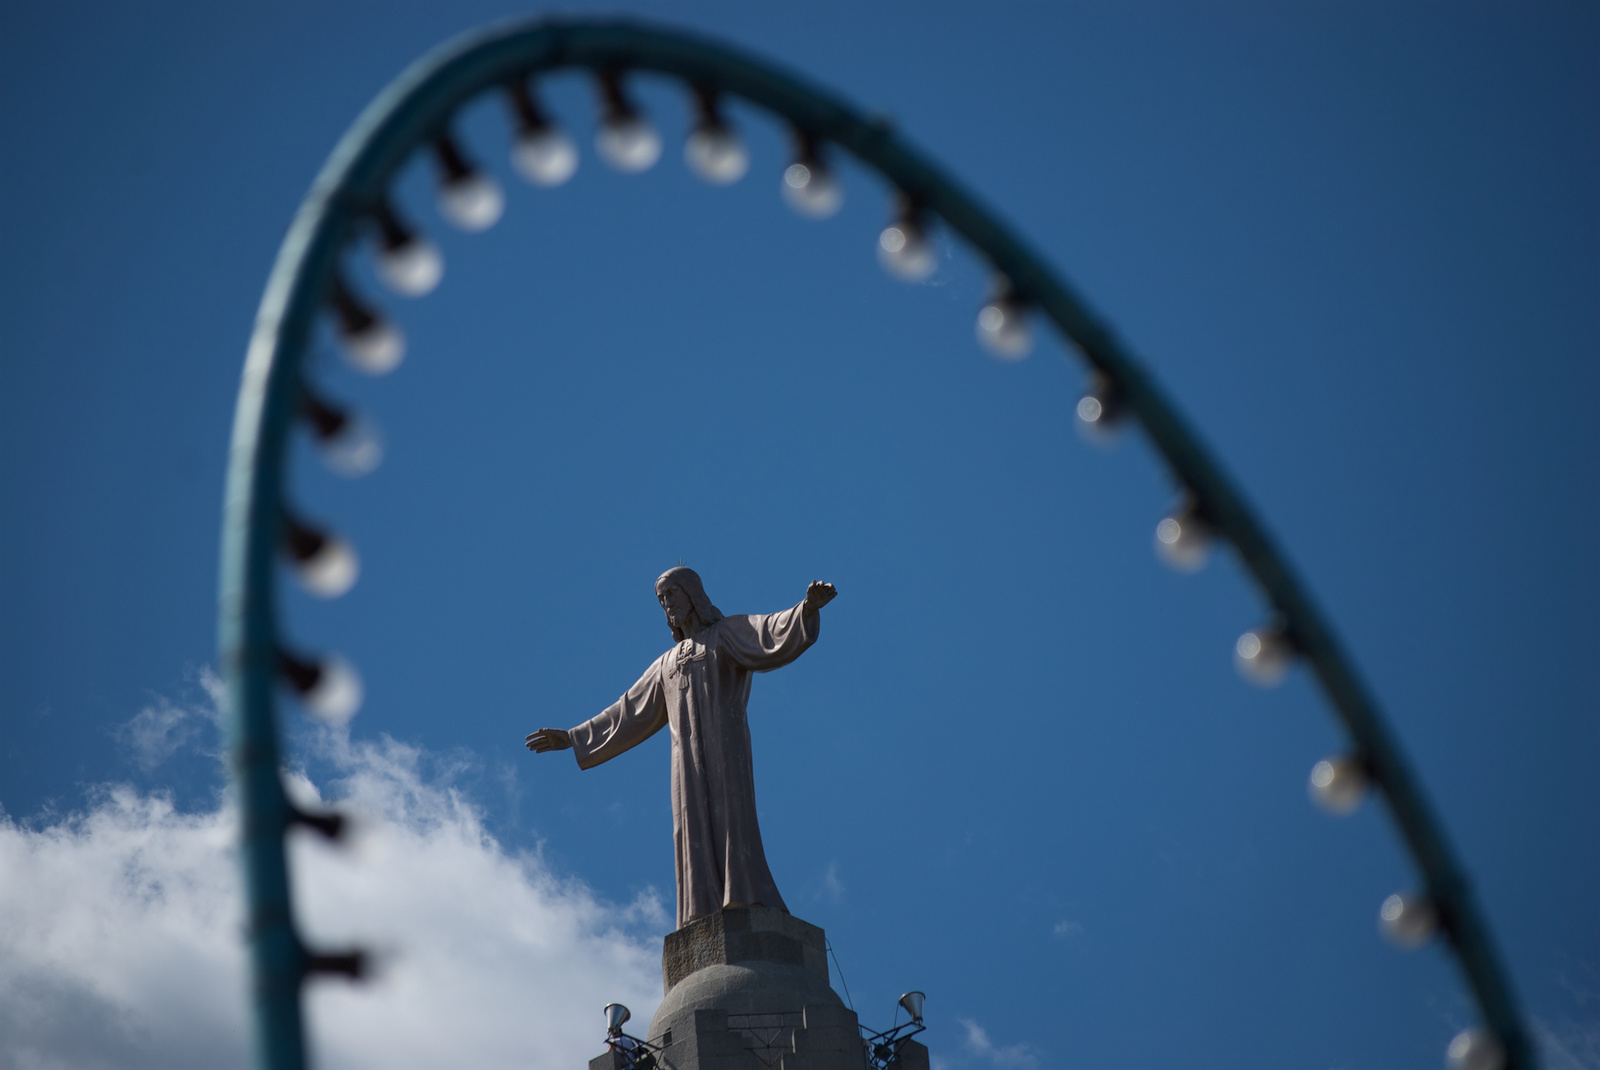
[1114,410,1502,1068]
[275,74,1042,725]
[1309,749,1472,1038]
[1122,422,1504,1065]
[1043,176,1507,1070]
[269,69,1507,1070]
[316,78,1041,369]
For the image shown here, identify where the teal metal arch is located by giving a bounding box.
[220,16,1532,1070]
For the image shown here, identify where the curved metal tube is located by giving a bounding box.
[220,16,1531,1069]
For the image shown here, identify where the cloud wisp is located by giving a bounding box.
[955,1018,1040,1070]
[811,860,846,906]
[0,700,666,1070]
[111,669,224,772]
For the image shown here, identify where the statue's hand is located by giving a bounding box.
[803,580,837,613]
[525,728,572,753]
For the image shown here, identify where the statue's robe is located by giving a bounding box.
[568,600,819,928]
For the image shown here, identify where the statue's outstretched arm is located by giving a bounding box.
[525,728,572,752]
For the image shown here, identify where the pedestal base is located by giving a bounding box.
[587,907,928,1070]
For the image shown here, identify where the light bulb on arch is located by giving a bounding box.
[782,161,842,218]
[685,86,748,185]
[439,172,504,232]
[1379,891,1437,948]
[281,512,360,599]
[1076,375,1123,445]
[371,203,442,298]
[1154,497,1213,572]
[1447,1028,1505,1070]
[594,72,660,173]
[782,129,842,219]
[975,288,1031,360]
[507,82,578,186]
[433,133,504,232]
[329,280,405,376]
[878,218,935,282]
[597,114,661,173]
[321,414,383,477]
[278,648,363,724]
[1308,755,1368,815]
[686,125,749,184]
[1235,625,1294,686]
[301,390,383,478]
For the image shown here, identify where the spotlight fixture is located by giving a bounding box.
[861,990,928,1070]
[600,1002,662,1070]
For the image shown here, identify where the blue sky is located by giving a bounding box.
[1,3,1596,1069]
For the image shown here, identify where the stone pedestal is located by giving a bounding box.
[588,907,928,1070]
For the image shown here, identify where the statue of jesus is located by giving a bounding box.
[526,566,837,929]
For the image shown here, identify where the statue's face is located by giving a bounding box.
[657,584,694,633]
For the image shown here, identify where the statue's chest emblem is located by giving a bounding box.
[669,640,708,690]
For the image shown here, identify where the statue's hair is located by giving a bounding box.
[656,566,724,641]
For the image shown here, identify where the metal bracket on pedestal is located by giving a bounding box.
[860,1019,925,1070]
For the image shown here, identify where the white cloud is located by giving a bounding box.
[112,668,223,772]
[0,784,243,1070]
[1051,920,1083,939]
[956,1018,1039,1070]
[818,860,845,905]
[0,696,666,1070]
[1534,1012,1600,1070]
[1535,967,1600,1070]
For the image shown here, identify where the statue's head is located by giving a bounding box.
[655,566,724,641]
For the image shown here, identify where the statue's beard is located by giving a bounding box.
[668,611,703,641]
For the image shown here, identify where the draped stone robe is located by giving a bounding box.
[568,600,819,929]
